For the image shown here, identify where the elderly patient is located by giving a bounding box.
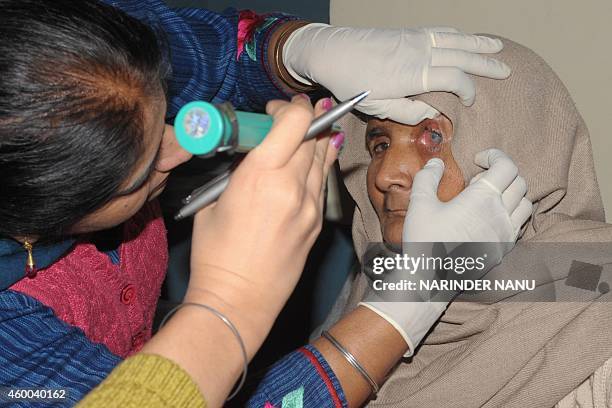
[365,114,463,244]
[328,37,612,407]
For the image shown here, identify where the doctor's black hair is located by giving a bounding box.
[0,0,171,240]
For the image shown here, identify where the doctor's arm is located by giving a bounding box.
[106,0,511,124]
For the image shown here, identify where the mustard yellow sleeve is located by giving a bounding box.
[77,354,206,408]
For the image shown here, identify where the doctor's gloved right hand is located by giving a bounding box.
[360,148,533,355]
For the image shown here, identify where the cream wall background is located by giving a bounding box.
[331,0,611,220]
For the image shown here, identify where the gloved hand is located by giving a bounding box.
[360,149,533,355]
[404,148,532,244]
[283,25,511,125]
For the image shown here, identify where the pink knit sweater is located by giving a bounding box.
[11,201,168,358]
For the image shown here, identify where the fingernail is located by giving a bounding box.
[501,62,512,77]
[297,93,310,101]
[322,97,333,111]
[425,158,444,168]
[331,131,345,150]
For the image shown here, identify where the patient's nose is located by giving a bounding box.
[374,145,422,193]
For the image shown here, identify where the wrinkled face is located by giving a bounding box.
[70,96,193,233]
[366,115,465,245]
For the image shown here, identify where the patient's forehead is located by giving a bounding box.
[366,114,451,131]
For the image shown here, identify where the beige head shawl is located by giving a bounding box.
[335,38,612,407]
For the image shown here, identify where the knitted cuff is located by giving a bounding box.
[236,10,301,107]
[77,353,206,408]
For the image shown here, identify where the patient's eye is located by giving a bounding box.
[366,126,390,156]
[430,130,443,144]
[418,127,444,154]
[373,141,389,154]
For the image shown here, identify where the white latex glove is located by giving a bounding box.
[361,149,533,355]
[283,24,511,125]
[404,148,532,244]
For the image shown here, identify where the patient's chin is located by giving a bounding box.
[382,218,403,246]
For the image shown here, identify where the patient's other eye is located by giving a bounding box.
[430,130,443,144]
[373,141,389,154]
[418,128,444,154]
[367,126,390,156]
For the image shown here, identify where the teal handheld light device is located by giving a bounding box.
[173,91,371,220]
[174,101,274,157]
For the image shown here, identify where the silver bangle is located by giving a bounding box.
[159,302,248,401]
[321,330,380,397]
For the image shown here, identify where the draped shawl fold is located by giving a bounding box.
[333,38,612,407]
